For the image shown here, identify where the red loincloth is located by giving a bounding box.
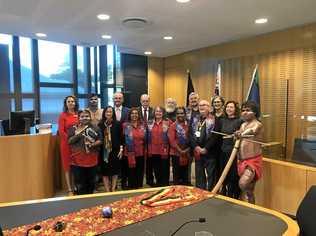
[238,155,262,180]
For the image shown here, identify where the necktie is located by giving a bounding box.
[144,108,148,123]
[115,108,121,121]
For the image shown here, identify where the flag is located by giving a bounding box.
[186,71,194,106]
[214,64,221,96]
[246,65,260,113]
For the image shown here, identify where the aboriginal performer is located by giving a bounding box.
[235,101,264,203]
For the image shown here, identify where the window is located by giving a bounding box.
[40,87,73,124]
[20,37,33,93]
[107,44,114,85]
[0,34,14,93]
[78,98,88,110]
[38,40,71,83]
[115,47,123,88]
[105,88,114,107]
[22,99,34,111]
[90,47,95,93]
[77,46,88,94]
[96,47,100,94]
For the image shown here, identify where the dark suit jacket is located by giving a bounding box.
[138,106,154,122]
[114,106,130,123]
[189,116,221,158]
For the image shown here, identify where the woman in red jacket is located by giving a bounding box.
[147,106,170,186]
[123,108,146,189]
[168,107,190,185]
[58,95,78,194]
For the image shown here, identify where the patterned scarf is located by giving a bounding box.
[103,121,112,163]
[191,113,216,161]
[124,122,146,168]
[176,121,189,166]
[175,121,188,146]
[191,114,215,138]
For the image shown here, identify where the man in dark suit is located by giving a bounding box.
[113,92,129,190]
[189,100,221,191]
[138,94,154,186]
[138,94,154,123]
[113,92,129,123]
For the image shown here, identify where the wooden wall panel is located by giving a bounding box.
[164,68,187,106]
[306,169,316,191]
[148,57,164,107]
[302,48,316,140]
[255,158,316,216]
[161,22,316,160]
[255,160,307,215]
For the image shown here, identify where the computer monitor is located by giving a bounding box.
[9,110,35,135]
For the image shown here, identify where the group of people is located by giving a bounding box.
[58,91,263,204]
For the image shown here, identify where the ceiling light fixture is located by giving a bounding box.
[97,14,110,20]
[35,33,47,38]
[163,36,173,40]
[144,51,152,55]
[176,0,191,3]
[102,35,112,39]
[255,18,268,24]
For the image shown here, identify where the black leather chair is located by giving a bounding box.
[1,119,12,135]
[296,185,316,236]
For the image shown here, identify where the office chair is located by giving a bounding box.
[296,185,316,236]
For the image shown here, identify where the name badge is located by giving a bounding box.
[195,131,201,138]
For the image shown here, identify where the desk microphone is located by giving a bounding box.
[170,218,206,236]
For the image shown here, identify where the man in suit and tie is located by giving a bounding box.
[113,92,129,123]
[138,94,154,186]
[113,92,130,190]
[138,94,154,123]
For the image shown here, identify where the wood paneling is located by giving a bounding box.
[160,22,316,160]
[255,159,307,215]
[0,133,55,203]
[148,57,164,107]
[306,169,316,191]
[255,158,316,215]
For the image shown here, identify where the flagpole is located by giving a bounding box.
[246,64,258,100]
[216,63,221,96]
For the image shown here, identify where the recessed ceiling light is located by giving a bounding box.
[176,0,191,3]
[102,35,112,39]
[255,18,268,24]
[163,36,173,40]
[144,51,152,55]
[35,33,47,38]
[97,14,110,20]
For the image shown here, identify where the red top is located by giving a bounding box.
[68,125,100,167]
[123,123,146,157]
[168,121,189,156]
[58,112,78,171]
[72,152,99,167]
[148,120,169,156]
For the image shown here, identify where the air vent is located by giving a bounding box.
[122,17,148,28]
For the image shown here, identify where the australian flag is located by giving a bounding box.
[246,65,260,114]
